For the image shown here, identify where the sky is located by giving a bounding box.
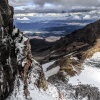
[9,0,100,13]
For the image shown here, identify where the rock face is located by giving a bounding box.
[0,1,48,100]
[0,0,16,99]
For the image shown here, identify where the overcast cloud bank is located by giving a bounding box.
[9,0,100,13]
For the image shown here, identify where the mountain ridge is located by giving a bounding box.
[31,19,100,64]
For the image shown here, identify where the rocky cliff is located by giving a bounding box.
[0,1,49,100]
[0,0,16,99]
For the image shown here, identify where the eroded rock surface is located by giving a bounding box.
[0,1,47,100]
[0,0,17,99]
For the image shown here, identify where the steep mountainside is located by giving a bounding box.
[41,20,100,77]
[30,18,100,100]
[31,20,100,63]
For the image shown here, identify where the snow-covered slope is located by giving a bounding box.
[6,60,61,100]
[42,52,100,100]
[68,52,100,90]
[42,52,100,90]
[6,29,64,100]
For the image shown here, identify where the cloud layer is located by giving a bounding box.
[33,0,100,6]
[9,0,100,6]
[9,0,100,12]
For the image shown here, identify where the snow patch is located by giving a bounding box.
[6,60,63,100]
[45,66,60,80]
[42,61,55,72]
[12,28,18,36]
[42,61,60,80]
[68,52,100,90]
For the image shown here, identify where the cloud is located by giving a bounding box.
[9,0,100,12]
[33,0,100,7]
[72,15,81,20]
[9,0,30,6]
[83,15,91,20]
[9,0,100,7]
[17,17,30,20]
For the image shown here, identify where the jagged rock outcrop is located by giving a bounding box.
[0,0,17,100]
[0,1,46,100]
